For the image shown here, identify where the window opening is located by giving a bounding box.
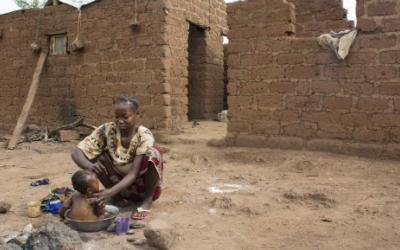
[50,34,67,55]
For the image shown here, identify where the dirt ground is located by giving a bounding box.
[1,121,400,250]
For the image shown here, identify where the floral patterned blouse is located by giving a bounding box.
[78,122,155,174]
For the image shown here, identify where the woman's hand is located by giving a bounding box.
[71,148,108,175]
[88,162,108,176]
[94,189,114,207]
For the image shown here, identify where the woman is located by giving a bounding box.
[71,95,163,220]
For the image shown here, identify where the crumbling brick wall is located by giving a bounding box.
[227,0,400,158]
[0,0,227,132]
[164,0,227,125]
[291,0,354,37]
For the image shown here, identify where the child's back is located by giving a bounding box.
[60,170,105,221]
[68,192,99,220]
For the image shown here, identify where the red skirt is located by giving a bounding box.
[105,146,164,202]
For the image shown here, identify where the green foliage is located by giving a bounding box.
[14,0,46,9]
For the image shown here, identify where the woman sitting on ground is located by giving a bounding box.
[71,95,163,220]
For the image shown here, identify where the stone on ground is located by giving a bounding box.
[0,242,23,250]
[0,201,11,213]
[25,221,82,250]
[144,219,177,250]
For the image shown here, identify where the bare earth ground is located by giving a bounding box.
[1,121,400,250]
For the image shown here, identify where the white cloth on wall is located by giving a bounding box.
[58,0,97,9]
[318,29,358,60]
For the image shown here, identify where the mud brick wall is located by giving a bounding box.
[227,0,400,158]
[290,0,354,37]
[164,0,227,125]
[0,0,227,131]
[0,0,167,130]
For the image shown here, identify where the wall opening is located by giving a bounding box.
[342,0,357,25]
[50,33,67,55]
[222,35,229,110]
[187,23,207,120]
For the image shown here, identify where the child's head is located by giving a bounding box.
[71,170,100,195]
[113,95,140,131]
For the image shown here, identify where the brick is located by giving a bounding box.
[148,83,171,94]
[310,80,341,95]
[378,82,400,96]
[318,122,349,139]
[285,66,320,79]
[59,130,80,142]
[283,122,317,138]
[241,53,273,66]
[339,113,368,127]
[251,122,280,135]
[326,20,354,31]
[365,66,398,80]
[290,39,320,51]
[255,95,283,108]
[305,53,336,65]
[356,0,365,17]
[357,97,390,112]
[286,96,321,110]
[323,96,352,110]
[228,121,250,133]
[394,98,400,112]
[353,127,386,143]
[276,53,304,65]
[343,82,375,95]
[347,52,377,65]
[269,81,296,94]
[258,39,291,53]
[302,111,340,124]
[272,110,299,122]
[239,82,270,95]
[229,69,250,81]
[324,66,362,79]
[359,34,397,49]
[370,114,400,127]
[379,50,400,64]
[389,127,400,143]
[382,17,400,32]
[250,67,285,80]
[240,110,272,120]
[357,18,378,32]
[368,2,397,16]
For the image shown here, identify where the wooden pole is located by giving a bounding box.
[8,52,48,150]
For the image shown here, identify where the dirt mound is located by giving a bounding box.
[209,197,234,209]
[282,191,336,208]
[293,160,315,172]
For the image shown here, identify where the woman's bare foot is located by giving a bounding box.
[140,197,153,210]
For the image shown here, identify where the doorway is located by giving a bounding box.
[187,23,207,120]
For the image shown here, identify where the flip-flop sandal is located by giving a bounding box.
[131,207,151,220]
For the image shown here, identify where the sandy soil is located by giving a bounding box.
[1,121,400,250]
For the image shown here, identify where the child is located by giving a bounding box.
[59,170,106,221]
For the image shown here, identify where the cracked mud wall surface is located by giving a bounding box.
[0,0,228,131]
[227,0,400,158]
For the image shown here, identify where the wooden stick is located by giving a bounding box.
[49,118,97,136]
[8,52,47,149]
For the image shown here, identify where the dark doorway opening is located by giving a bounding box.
[223,36,228,110]
[187,23,207,120]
